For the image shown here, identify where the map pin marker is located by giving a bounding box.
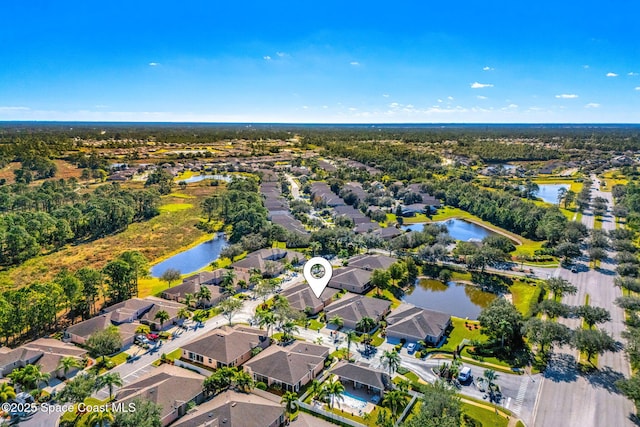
[303,257,333,298]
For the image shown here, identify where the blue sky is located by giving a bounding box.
[1,1,639,123]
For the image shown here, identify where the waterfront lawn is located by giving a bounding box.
[438,317,486,353]
[510,281,542,317]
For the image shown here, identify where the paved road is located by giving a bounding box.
[533,177,636,427]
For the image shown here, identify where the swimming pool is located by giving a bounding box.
[340,391,368,410]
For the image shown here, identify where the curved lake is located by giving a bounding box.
[402,279,497,319]
[402,219,496,242]
[181,174,232,184]
[150,234,228,277]
[536,183,570,204]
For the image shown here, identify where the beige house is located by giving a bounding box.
[115,364,206,427]
[386,304,451,345]
[181,325,270,370]
[281,282,339,315]
[324,293,391,331]
[243,341,329,392]
[171,389,285,427]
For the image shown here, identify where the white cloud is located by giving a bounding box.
[471,82,494,89]
[447,96,454,101]
[585,103,600,108]
[476,95,487,100]
[382,94,390,98]
[322,105,328,109]
[263,56,271,60]
[302,106,309,109]
[437,99,443,103]
[629,72,639,76]
[348,107,357,111]
[350,61,360,66]
[483,66,494,71]
[555,94,579,99]
[583,65,590,69]
[389,102,400,108]
[606,72,618,77]
[148,62,159,66]
[508,104,518,108]
[276,52,287,57]
[636,87,640,91]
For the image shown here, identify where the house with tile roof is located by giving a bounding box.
[330,361,392,398]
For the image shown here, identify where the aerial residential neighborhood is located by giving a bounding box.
[1,3,639,427]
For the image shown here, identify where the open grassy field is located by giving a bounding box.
[600,170,628,190]
[0,183,221,290]
[510,281,543,317]
[461,401,510,427]
[0,159,83,184]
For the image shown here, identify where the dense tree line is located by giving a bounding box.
[0,180,159,266]
[425,179,567,240]
[0,251,148,346]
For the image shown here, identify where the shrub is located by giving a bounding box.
[256,382,267,390]
[396,366,409,375]
[394,344,403,352]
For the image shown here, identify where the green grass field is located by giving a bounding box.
[510,281,542,317]
[461,402,509,427]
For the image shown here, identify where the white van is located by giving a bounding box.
[458,367,472,382]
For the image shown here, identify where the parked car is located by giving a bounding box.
[458,366,472,382]
[406,342,416,354]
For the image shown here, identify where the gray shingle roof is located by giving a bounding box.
[244,342,329,386]
[328,267,372,293]
[171,390,283,427]
[330,361,390,391]
[386,304,451,341]
[182,326,268,364]
[324,293,391,325]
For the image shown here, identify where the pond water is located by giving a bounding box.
[536,183,570,204]
[150,234,228,277]
[181,174,232,184]
[402,279,497,319]
[402,219,497,242]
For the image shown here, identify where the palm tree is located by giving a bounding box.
[383,389,406,421]
[256,310,277,336]
[183,292,196,308]
[281,391,298,419]
[329,315,344,330]
[85,407,115,427]
[324,379,345,409]
[281,320,299,342]
[177,307,191,327]
[308,379,324,401]
[57,356,82,379]
[381,350,401,376]
[0,383,16,403]
[8,364,50,390]
[97,372,123,401]
[395,378,410,393]
[345,330,357,360]
[356,316,377,333]
[192,311,206,328]
[197,285,212,307]
[135,324,151,335]
[154,310,170,329]
[483,369,499,392]
[222,270,236,288]
[233,370,254,393]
